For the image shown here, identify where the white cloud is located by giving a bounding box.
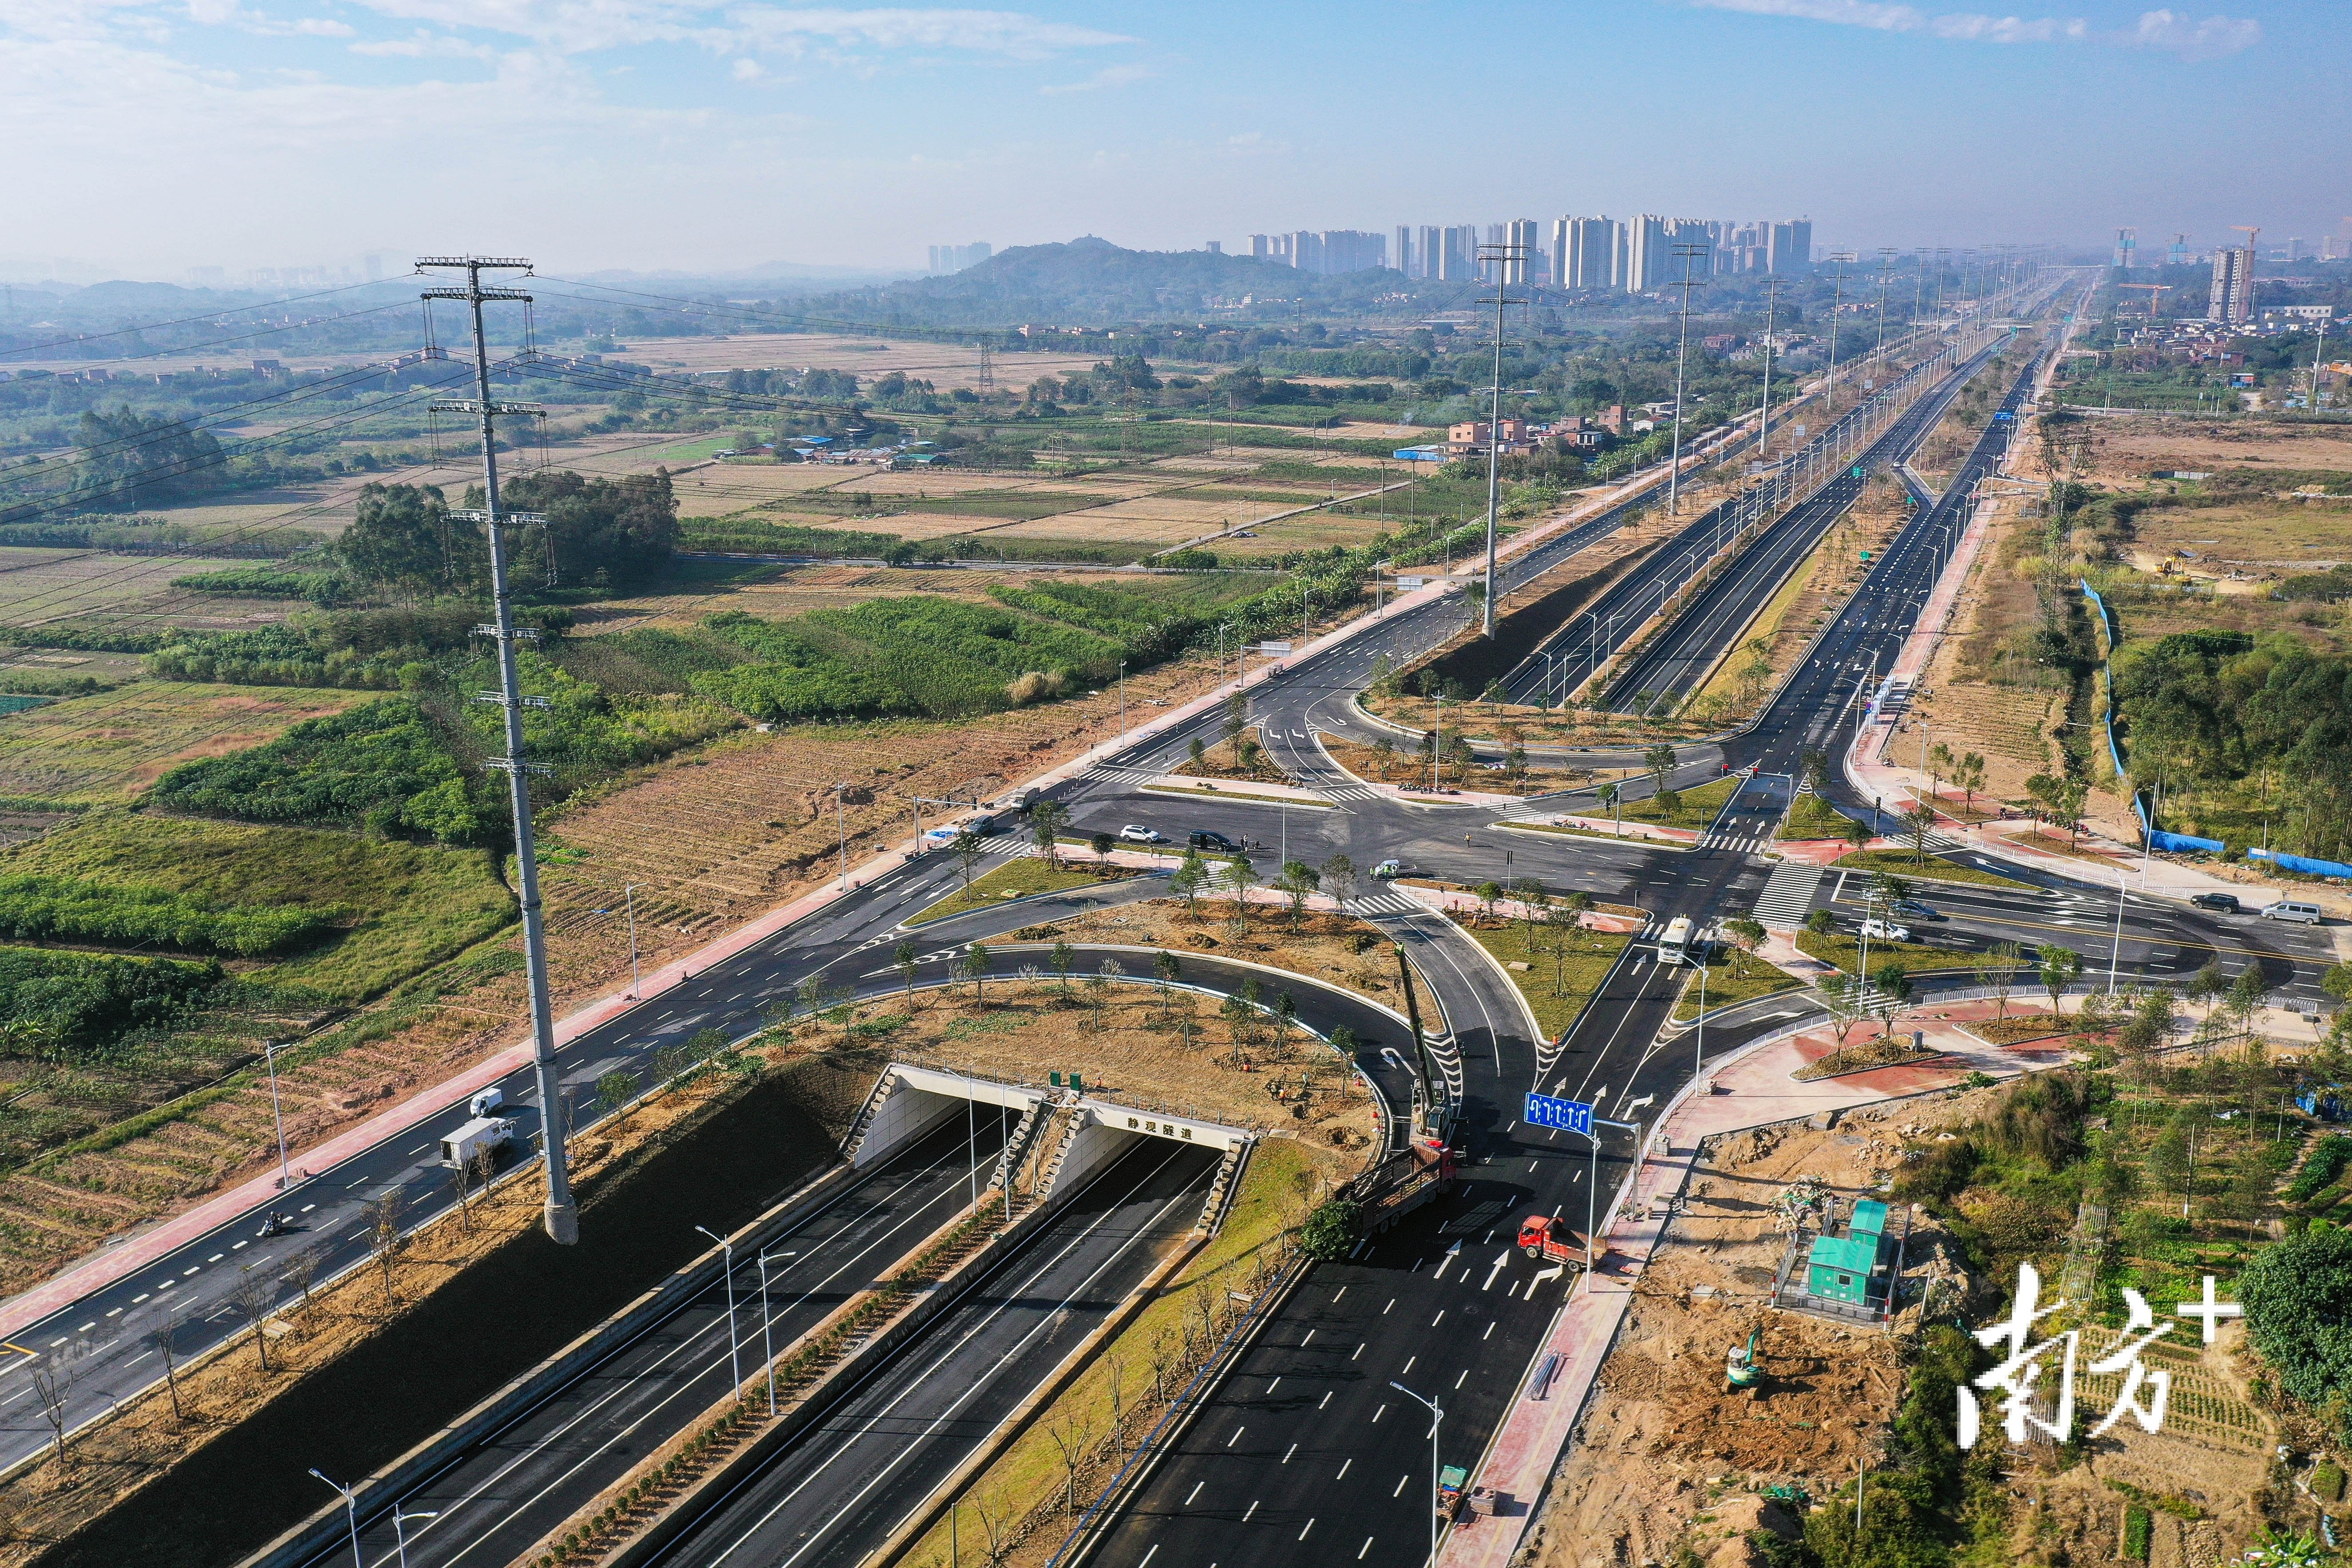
[730,50,757,75]
[1039,61,1146,94]
[2127,8,2258,59]
[727,6,1129,59]
[348,26,493,54]
[1682,0,2256,57]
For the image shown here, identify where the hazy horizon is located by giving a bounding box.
[7,0,2340,281]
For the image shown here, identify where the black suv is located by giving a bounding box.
[1188,829,1244,853]
[2189,891,2240,913]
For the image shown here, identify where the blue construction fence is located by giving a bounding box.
[2080,579,2129,781]
[2252,847,2352,881]
[2128,791,2224,854]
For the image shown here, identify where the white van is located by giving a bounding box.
[441,1116,516,1169]
[2261,900,2325,926]
[468,1086,505,1119]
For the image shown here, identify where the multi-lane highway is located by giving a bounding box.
[22,269,2336,1568]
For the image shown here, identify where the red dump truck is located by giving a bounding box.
[1517,1214,1593,1267]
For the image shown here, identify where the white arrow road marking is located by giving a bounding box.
[1431,1240,1460,1281]
[1534,1263,1565,1284]
[1625,1094,1655,1113]
[1482,1253,1509,1291]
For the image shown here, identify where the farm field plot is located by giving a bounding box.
[2130,498,2352,564]
[0,549,287,628]
[8,811,513,1004]
[581,331,1113,390]
[571,561,1043,636]
[0,681,368,806]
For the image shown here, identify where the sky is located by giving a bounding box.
[3,0,2344,281]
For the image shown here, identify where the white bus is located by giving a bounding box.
[1657,916,1695,966]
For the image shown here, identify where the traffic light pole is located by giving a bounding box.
[420,254,577,1245]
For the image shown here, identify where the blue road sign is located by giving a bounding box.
[1525,1092,1593,1136]
[1993,411,2014,422]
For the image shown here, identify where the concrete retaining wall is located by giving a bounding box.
[852,1065,1047,1170]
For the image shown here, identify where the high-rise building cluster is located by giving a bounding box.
[1247,230,1389,275]
[1248,216,1811,291]
[927,242,993,274]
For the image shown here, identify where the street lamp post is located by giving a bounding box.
[695,1225,740,1394]
[309,1469,361,1568]
[393,1506,440,1568]
[758,1245,795,1416]
[624,882,641,998]
[2108,872,2127,996]
[1388,1380,1444,1567]
[264,1037,292,1196]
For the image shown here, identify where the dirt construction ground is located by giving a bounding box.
[1522,1084,2276,1568]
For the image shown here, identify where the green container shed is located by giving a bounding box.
[1805,1234,1879,1305]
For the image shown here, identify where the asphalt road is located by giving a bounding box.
[12,268,2324,1568]
[309,1114,1020,1568]
[1598,334,2011,713]
[646,1135,1221,1568]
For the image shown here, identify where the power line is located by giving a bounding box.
[1,300,420,369]
[0,277,414,361]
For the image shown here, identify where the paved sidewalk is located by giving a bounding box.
[1502,813,1700,846]
[1436,1003,2074,1568]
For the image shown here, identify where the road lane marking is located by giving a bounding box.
[1360,1537,1376,1559]
[1353,1343,1364,1360]
[1401,1357,1415,1375]
[1485,1321,1495,1339]
[1185,1483,1203,1506]
[1456,1368,1469,1389]
[1266,1377,1281,1394]
[1300,1519,1315,1540]
[1372,1404,1385,1422]
[1394,1474,1409,1497]
[1320,1390,1332,1409]
[1243,1500,1258,1522]
[1284,1444,1297,1464]
[1228,1426,1244,1446]
[1336,1458,1351,1479]
[1432,1309,1445,1327]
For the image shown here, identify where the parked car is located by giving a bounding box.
[2189,891,2241,913]
[1859,918,1912,942]
[1188,829,1243,853]
[1888,899,1943,922]
[2261,900,2325,925]
[1117,824,1165,845]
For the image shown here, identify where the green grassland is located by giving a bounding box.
[1614,774,1740,828]
[906,858,1115,926]
[8,812,512,1004]
[1463,921,1633,1038]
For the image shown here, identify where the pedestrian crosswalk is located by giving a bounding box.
[1697,825,1774,853]
[1753,862,1824,931]
[1349,891,1423,916]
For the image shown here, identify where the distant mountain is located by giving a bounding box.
[806,237,1472,327]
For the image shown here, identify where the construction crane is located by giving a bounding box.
[2231,224,2262,253]
[2118,283,2171,316]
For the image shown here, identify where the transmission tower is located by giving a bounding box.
[418,254,578,1246]
[1665,241,1710,516]
[1474,240,1529,637]
[976,340,995,397]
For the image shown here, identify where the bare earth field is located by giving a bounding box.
[2043,413,2352,488]
[1523,1088,2274,1568]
